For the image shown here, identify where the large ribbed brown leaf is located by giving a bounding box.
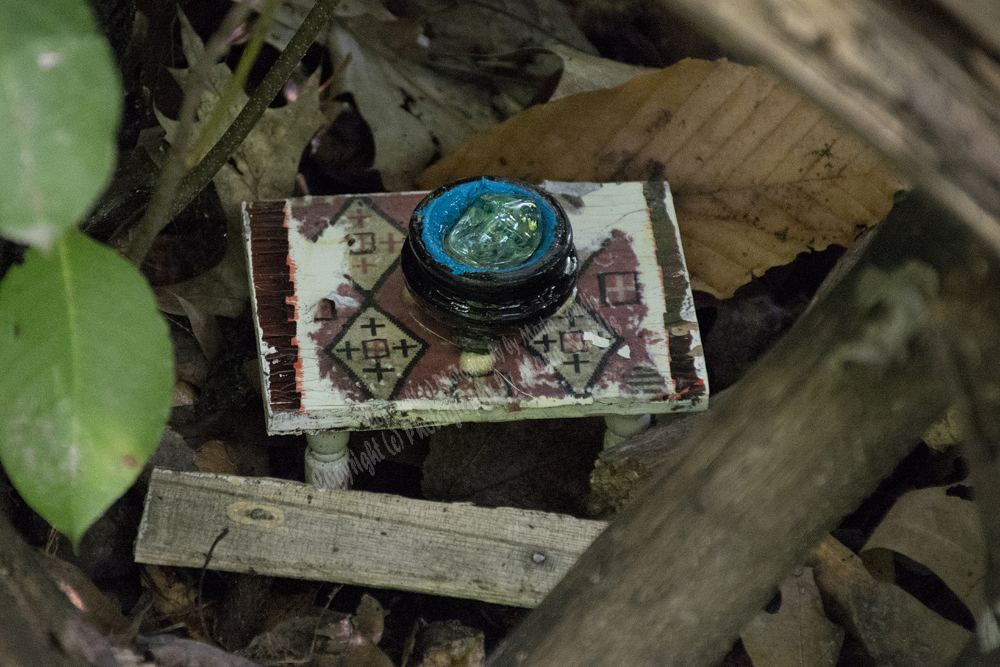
[421,58,906,296]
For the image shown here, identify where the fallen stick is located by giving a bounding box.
[487,203,957,666]
[0,513,121,667]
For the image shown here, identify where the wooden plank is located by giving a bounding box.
[135,469,607,608]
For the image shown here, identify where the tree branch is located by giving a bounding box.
[489,198,959,665]
[123,0,340,266]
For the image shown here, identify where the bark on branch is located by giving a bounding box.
[489,201,958,665]
[488,2,1000,663]
[0,514,120,667]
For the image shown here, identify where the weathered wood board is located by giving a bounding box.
[243,181,708,434]
[135,469,607,607]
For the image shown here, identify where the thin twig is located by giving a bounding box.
[187,0,283,166]
[198,526,229,645]
[306,585,342,660]
[118,0,254,263]
[124,0,341,266]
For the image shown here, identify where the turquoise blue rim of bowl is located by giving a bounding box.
[419,178,557,275]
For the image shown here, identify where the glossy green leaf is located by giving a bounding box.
[0,0,121,247]
[0,231,173,544]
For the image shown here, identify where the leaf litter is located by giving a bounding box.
[269,0,596,189]
[862,484,986,616]
[741,567,843,667]
[421,58,907,296]
[7,2,982,666]
[153,10,327,316]
[156,11,975,666]
[809,535,972,667]
[157,11,326,205]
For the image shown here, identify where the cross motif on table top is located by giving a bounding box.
[521,295,626,398]
[348,233,375,255]
[534,333,555,352]
[354,256,378,275]
[348,208,368,227]
[563,353,590,374]
[600,272,640,306]
[363,359,393,382]
[379,233,400,255]
[393,339,418,357]
[363,339,390,359]
[361,317,385,336]
[560,331,587,354]
[323,304,428,402]
[337,341,360,360]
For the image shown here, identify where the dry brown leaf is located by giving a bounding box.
[414,621,485,667]
[352,594,385,645]
[172,380,199,407]
[141,636,260,667]
[923,408,963,451]
[420,58,906,296]
[244,595,391,667]
[154,11,325,316]
[741,567,842,667]
[195,440,239,475]
[266,0,397,48]
[142,565,198,619]
[862,485,985,610]
[175,294,221,362]
[809,535,972,667]
[322,0,594,190]
[340,641,395,667]
[159,12,326,205]
[154,211,248,317]
[547,44,651,101]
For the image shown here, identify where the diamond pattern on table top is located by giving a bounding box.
[523,297,625,397]
[335,198,407,292]
[325,304,428,400]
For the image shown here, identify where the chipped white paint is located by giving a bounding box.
[583,331,611,348]
[288,209,353,417]
[541,180,602,200]
[662,182,700,324]
[323,290,359,310]
[680,289,697,323]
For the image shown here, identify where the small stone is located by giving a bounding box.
[443,193,543,270]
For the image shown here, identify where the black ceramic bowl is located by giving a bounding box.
[400,176,578,351]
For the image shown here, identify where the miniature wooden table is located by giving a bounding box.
[243,181,708,487]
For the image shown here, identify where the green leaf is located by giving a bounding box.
[0,230,173,544]
[0,0,121,247]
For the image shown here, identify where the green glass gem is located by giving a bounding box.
[443,194,544,270]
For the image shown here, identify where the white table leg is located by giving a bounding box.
[305,431,351,489]
[604,413,651,449]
